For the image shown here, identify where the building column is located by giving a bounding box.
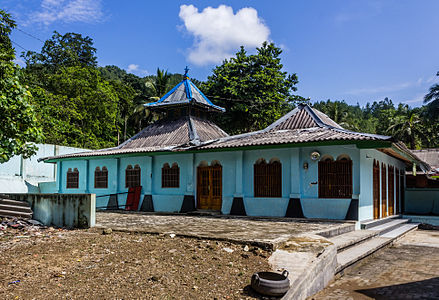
[145,156,152,195]
[230,151,246,215]
[57,161,62,193]
[180,153,195,213]
[286,148,304,218]
[84,160,89,193]
[234,151,243,197]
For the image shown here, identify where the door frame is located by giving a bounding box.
[196,163,222,211]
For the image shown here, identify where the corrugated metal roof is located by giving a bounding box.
[40,116,228,161]
[42,104,426,166]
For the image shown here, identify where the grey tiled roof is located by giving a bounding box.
[412,149,439,170]
[198,104,392,150]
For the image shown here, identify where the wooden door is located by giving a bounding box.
[396,168,400,214]
[388,166,395,215]
[381,163,387,218]
[373,160,380,219]
[197,165,222,210]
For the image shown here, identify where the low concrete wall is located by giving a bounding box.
[8,193,95,228]
[281,243,337,300]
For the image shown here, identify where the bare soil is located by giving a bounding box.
[0,226,272,299]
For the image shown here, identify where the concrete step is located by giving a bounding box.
[329,230,378,252]
[0,198,30,207]
[361,215,401,229]
[0,209,32,219]
[380,223,419,239]
[368,219,410,236]
[0,204,32,213]
[336,236,391,273]
[335,222,418,274]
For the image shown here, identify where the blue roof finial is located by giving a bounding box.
[184,66,190,79]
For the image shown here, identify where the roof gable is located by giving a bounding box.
[265,104,343,131]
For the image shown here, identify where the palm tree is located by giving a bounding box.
[145,68,172,100]
[424,71,439,119]
[387,106,425,149]
[132,68,172,131]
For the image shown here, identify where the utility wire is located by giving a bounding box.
[15,27,44,42]
[11,40,28,52]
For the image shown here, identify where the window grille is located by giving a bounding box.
[66,168,79,189]
[125,164,141,188]
[94,166,108,189]
[318,157,352,198]
[254,159,282,197]
[162,163,180,188]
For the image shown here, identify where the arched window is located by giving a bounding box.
[66,168,79,189]
[162,162,180,188]
[94,166,108,188]
[318,155,352,198]
[254,158,282,197]
[126,164,141,188]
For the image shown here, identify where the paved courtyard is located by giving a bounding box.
[312,230,439,300]
[96,212,350,249]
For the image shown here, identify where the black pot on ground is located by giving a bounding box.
[251,270,290,297]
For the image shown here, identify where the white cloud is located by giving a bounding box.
[345,81,415,95]
[126,64,148,76]
[127,64,139,73]
[403,94,425,104]
[178,4,270,66]
[30,0,104,25]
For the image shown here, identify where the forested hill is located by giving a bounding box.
[1,9,438,163]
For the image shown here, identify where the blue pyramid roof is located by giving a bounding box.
[145,69,225,113]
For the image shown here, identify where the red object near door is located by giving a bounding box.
[125,186,142,211]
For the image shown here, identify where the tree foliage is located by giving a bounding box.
[202,42,298,134]
[313,98,437,149]
[0,10,42,162]
[424,71,439,119]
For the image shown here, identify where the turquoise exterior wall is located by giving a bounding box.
[405,188,439,215]
[49,144,408,221]
[359,149,406,221]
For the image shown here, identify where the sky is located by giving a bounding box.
[3,0,439,107]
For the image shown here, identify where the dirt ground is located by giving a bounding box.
[0,224,273,299]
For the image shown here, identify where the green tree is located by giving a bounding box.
[23,31,97,71]
[424,71,439,119]
[387,105,425,149]
[30,67,118,149]
[22,32,119,149]
[202,42,299,134]
[0,10,42,162]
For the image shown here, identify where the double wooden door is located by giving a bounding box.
[373,160,380,219]
[197,165,222,210]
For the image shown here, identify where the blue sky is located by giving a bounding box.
[4,0,439,106]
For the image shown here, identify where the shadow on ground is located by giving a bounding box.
[356,276,439,300]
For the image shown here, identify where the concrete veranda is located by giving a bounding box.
[95,211,352,249]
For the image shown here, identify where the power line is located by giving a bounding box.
[11,40,28,52]
[15,27,44,42]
